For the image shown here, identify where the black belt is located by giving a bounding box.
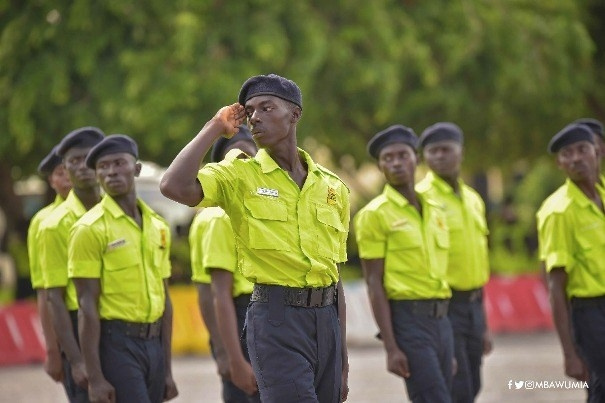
[392,299,450,319]
[251,284,336,307]
[571,295,605,309]
[101,319,162,339]
[450,288,483,303]
[233,293,252,308]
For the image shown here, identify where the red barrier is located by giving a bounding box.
[485,274,554,332]
[0,300,46,366]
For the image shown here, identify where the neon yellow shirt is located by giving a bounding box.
[197,148,350,288]
[28,195,64,289]
[38,191,87,310]
[537,179,605,298]
[354,184,451,300]
[68,195,171,323]
[190,207,254,296]
[416,172,490,290]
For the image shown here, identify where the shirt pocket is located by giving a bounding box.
[387,229,423,251]
[316,205,346,260]
[244,197,291,251]
[102,247,141,293]
[575,223,605,273]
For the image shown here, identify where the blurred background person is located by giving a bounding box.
[190,125,260,402]
[417,122,492,403]
[27,145,71,383]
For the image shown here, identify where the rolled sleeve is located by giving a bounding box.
[354,210,386,259]
[539,213,571,272]
[197,162,236,209]
[68,224,103,278]
[201,215,237,274]
[39,227,68,288]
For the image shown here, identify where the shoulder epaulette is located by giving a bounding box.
[317,164,350,191]
[75,205,104,226]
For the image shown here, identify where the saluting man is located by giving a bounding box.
[190,125,260,402]
[161,74,350,403]
[38,127,105,403]
[69,135,178,403]
[27,145,72,384]
[354,125,454,403]
[416,122,492,403]
[537,123,605,402]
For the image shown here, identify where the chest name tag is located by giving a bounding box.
[257,187,279,198]
[107,238,127,252]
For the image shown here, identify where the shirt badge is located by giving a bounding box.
[107,238,127,252]
[257,187,279,198]
[436,216,446,230]
[160,229,167,250]
[327,187,337,205]
[391,219,409,229]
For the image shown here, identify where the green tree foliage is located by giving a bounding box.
[0,1,602,256]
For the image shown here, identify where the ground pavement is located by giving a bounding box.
[0,331,588,403]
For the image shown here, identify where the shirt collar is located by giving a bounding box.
[383,184,411,208]
[64,190,87,217]
[101,194,152,219]
[255,147,320,175]
[565,178,593,208]
[425,171,462,195]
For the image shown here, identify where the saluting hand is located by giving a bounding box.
[213,103,247,139]
[386,346,411,379]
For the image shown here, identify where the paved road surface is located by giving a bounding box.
[0,331,588,402]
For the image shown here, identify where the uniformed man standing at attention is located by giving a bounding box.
[537,123,605,402]
[69,135,178,403]
[354,125,454,403]
[161,73,350,403]
[38,127,105,402]
[27,145,72,384]
[190,125,260,402]
[416,122,492,403]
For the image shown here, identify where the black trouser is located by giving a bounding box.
[448,290,486,403]
[62,310,90,403]
[246,286,342,403]
[390,299,454,403]
[571,297,605,403]
[210,294,260,403]
[99,320,165,403]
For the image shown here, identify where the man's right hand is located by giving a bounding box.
[230,360,258,396]
[564,352,589,381]
[213,103,246,139]
[44,349,63,382]
[215,348,231,380]
[89,378,116,403]
[71,360,89,389]
[386,346,410,379]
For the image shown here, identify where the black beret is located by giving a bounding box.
[548,123,595,154]
[419,122,464,149]
[56,127,105,157]
[37,145,63,176]
[367,125,418,159]
[210,125,254,163]
[238,74,302,109]
[573,118,603,139]
[85,134,139,169]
